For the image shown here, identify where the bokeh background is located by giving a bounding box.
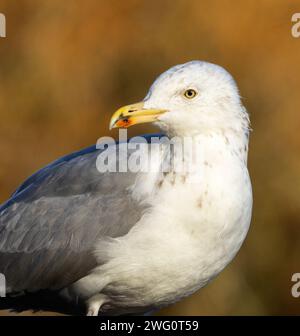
[0,0,300,315]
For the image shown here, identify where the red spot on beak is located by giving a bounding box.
[116,118,132,128]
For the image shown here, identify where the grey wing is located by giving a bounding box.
[0,141,147,293]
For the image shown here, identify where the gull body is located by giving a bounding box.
[0,61,252,315]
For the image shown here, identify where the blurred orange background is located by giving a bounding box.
[0,0,300,315]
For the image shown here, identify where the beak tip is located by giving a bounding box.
[109,121,116,130]
[109,101,165,131]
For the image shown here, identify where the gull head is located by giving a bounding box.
[110,61,250,137]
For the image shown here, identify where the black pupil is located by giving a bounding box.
[187,90,194,97]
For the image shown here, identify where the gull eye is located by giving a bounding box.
[183,89,197,99]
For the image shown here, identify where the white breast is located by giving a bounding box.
[95,133,252,309]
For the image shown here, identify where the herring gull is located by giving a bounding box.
[0,61,252,315]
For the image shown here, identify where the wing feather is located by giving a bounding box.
[0,134,163,292]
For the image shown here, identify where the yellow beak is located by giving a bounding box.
[109,101,167,129]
